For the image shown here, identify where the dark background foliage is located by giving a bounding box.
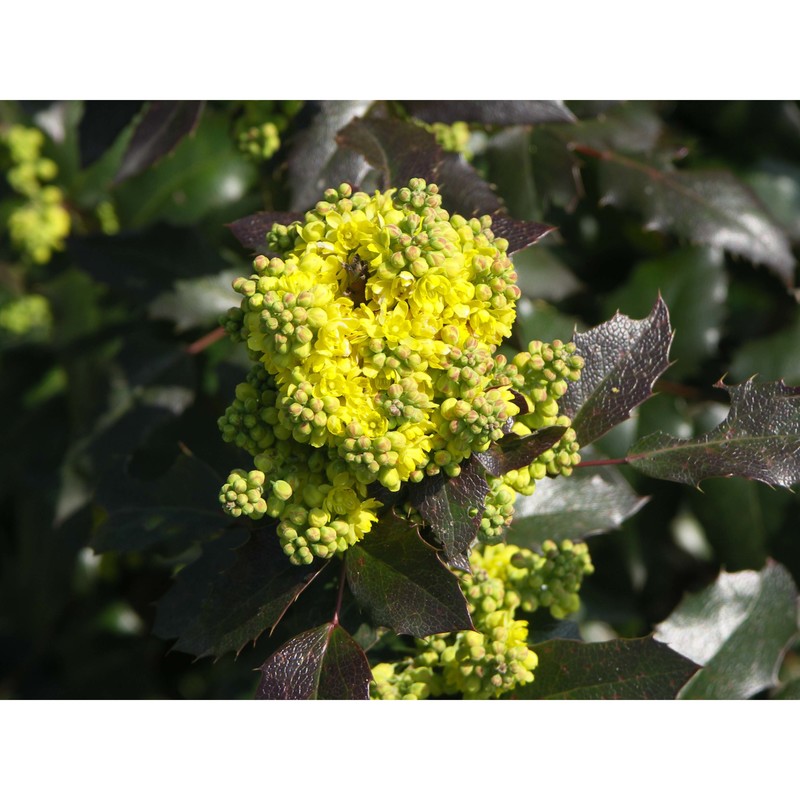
[1,100,799,699]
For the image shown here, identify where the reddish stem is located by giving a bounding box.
[186,326,226,355]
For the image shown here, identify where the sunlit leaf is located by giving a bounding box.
[655,562,799,699]
[561,296,673,446]
[628,379,800,488]
[404,100,576,126]
[508,466,648,547]
[255,623,372,700]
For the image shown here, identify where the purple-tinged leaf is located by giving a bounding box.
[474,427,567,477]
[256,623,372,700]
[289,100,373,211]
[508,465,648,547]
[655,562,799,699]
[577,144,796,285]
[561,296,673,446]
[511,636,699,699]
[153,529,327,658]
[337,117,443,189]
[629,379,800,488]
[345,512,473,637]
[437,152,504,218]
[226,211,303,254]
[491,213,555,256]
[113,101,205,184]
[404,100,576,126]
[407,458,489,570]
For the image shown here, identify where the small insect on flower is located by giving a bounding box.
[342,254,370,305]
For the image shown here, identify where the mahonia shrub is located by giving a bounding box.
[218,179,583,566]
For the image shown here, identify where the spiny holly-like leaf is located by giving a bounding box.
[628,379,800,488]
[508,466,648,547]
[474,427,566,477]
[577,145,796,285]
[407,457,489,570]
[336,116,443,189]
[226,210,303,254]
[255,623,372,700]
[404,100,577,126]
[153,529,327,658]
[289,100,373,211]
[344,512,472,638]
[561,296,673,446]
[113,101,205,184]
[511,636,699,699]
[655,562,799,699]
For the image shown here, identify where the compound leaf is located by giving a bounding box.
[512,636,699,699]
[345,512,472,638]
[256,623,372,700]
[474,427,567,477]
[628,379,800,487]
[655,562,799,699]
[561,296,673,446]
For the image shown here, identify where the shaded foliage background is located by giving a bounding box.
[1,100,799,699]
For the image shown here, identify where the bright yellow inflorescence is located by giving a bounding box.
[219,178,584,566]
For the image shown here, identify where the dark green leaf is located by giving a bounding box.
[404,100,576,126]
[687,478,784,571]
[508,466,648,547]
[408,458,489,570]
[149,269,240,333]
[512,636,699,699]
[729,308,800,384]
[255,623,372,700]
[226,211,304,253]
[628,379,800,488]
[514,297,580,345]
[486,127,540,220]
[561,296,673,446]
[78,100,143,169]
[114,113,255,228]
[114,101,205,183]
[93,454,224,555]
[570,102,666,155]
[579,145,796,285]
[474,427,566,477]
[603,247,727,380]
[155,528,327,658]
[336,116,442,189]
[345,512,472,637]
[529,127,583,212]
[655,562,799,699]
[289,100,373,211]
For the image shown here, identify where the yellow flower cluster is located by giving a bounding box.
[370,539,592,699]
[221,178,529,562]
[2,125,71,264]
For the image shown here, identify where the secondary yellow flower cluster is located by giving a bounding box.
[220,178,584,565]
[1,125,71,264]
[370,539,593,699]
